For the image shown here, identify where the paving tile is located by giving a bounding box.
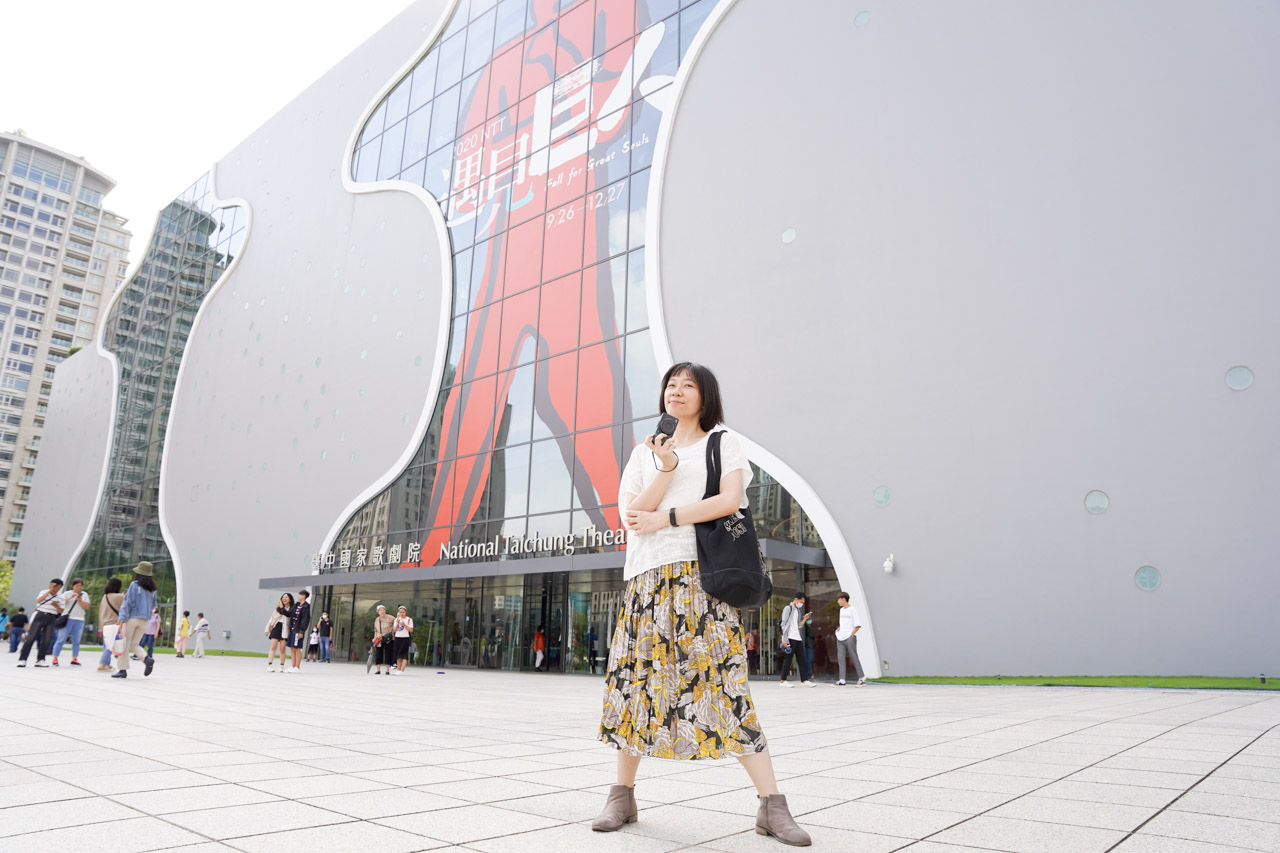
[1217,763,1280,784]
[376,803,565,843]
[988,795,1159,831]
[297,754,416,773]
[683,788,844,817]
[1097,755,1220,775]
[473,789,612,823]
[615,803,769,845]
[241,773,392,798]
[1195,775,1280,802]
[916,770,1048,796]
[0,816,207,853]
[0,779,92,808]
[162,800,353,839]
[112,783,282,814]
[469,822,684,852]
[0,795,145,836]
[79,768,216,795]
[1142,809,1280,849]
[1171,790,1280,824]
[813,763,937,784]
[861,784,1016,814]
[930,815,1126,852]
[199,762,328,784]
[224,821,452,853]
[1031,779,1179,808]
[1068,767,1203,790]
[413,776,567,803]
[353,764,486,787]
[802,800,968,838]
[1111,835,1262,853]
[299,787,467,818]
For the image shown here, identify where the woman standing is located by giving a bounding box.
[392,606,414,676]
[96,578,124,672]
[113,562,158,679]
[175,611,191,659]
[307,626,320,662]
[371,605,396,675]
[594,363,810,846]
[264,593,293,672]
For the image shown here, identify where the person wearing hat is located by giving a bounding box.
[114,562,158,679]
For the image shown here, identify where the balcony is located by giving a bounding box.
[5,534,20,543]
[12,497,27,505]
[20,459,35,469]
[25,440,39,450]
[11,515,23,524]
[19,475,34,485]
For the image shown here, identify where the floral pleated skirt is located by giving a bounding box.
[599,560,767,760]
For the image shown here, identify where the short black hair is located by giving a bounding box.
[183,610,190,617]
[793,592,806,601]
[49,577,64,587]
[70,578,84,587]
[660,362,725,432]
[17,607,24,612]
[105,577,122,594]
[837,591,850,603]
[197,612,204,618]
[298,590,310,599]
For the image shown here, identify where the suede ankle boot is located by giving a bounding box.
[756,794,812,846]
[591,784,637,832]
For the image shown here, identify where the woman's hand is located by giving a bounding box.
[625,509,671,535]
[643,433,678,471]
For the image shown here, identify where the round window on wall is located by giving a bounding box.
[1084,490,1109,514]
[1225,366,1254,391]
[873,486,892,507]
[1134,566,1161,591]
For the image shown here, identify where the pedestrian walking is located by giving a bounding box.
[392,606,413,675]
[140,608,161,658]
[595,362,810,846]
[0,608,8,644]
[746,628,760,675]
[17,579,64,667]
[265,593,293,672]
[96,578,124,672]
[192,613,210,657]
[287,590,311,673]
[7,607,27,653]
[317,611,333,662]
[113,562,158,679]
[777,593,815,688]
[371,605,395,675]
[588,627,599,674]
[532,626,547,671]
[175,611,191,658]
[834,592,866,686]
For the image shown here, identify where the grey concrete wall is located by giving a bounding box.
[657,0,1279,675]
[159,1,454,649]
[14,346,116,595]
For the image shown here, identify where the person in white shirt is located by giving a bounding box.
[777,593,815,687]
[51,578,91,667]
[17,578,65,667]
[835,592,866,686]
[392,606,414,675]
[192,614,210,658]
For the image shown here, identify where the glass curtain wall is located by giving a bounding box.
[72,175,245,644]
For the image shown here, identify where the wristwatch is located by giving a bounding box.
[669,507,677,527]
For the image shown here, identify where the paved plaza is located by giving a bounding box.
[1,658,1279,853]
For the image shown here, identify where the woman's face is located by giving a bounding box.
[664,370,702,421]
[398,608,407,617]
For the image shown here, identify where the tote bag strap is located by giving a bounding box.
[702,430,725,500]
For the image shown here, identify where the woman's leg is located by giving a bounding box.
[736,750,780,796]
[616,752,641,787]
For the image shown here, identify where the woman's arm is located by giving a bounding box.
[625,470,745,534]
[620,435,679,513]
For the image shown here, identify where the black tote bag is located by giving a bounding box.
[695,431,773,608]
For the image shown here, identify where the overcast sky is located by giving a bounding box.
[5,0,415,274]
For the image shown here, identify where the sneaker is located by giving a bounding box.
[70,659,81,667]
[175,653,184,659]
[16,660,25,668]
[97,665,112,672]
[801,680,817,688]
[779,680,793,688]
[34,660,49,667]
[51,658,59,667]
[856,680,866,687]
[837,680,846,686]
[112,670,127,678]
[143,656,155,677]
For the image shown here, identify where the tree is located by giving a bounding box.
[0,559,12,611]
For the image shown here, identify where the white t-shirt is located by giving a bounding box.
[60,590,89,620]
[784,604,805,642]
[836,605,861,641]
[394,617,414,638]
[34,588,61,614]
[618,430,753,581]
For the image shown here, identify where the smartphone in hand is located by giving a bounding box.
[655,413,679,444]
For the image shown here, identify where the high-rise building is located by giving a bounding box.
[0,130,131,560]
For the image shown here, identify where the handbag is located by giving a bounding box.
[694,431,773,608]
